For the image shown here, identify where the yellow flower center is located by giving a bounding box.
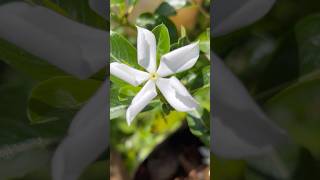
[149,72,159,80]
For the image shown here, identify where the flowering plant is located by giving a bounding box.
[110,26,200,125]
[1,0,320,180]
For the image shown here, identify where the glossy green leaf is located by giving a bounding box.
[136,13,158,30]
[198,28,210,58]
[194,86,210,111]
[170,36,190,50]
[110,105,127,120]
[152,24,170,62]
[136,13,178,43]
[155,2,177,17]
[119,85,141,97]
[187,108,210,146]
[110,31,139,68]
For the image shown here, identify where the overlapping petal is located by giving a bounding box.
[157,42,199,77]
[212,0,276,36]
[0,2,107,79]
[110,62,149,86]
[126,80,157,124]
[156,77,198,112]
[52,81,108,180]
[137,26,157,73]
[211,53,288,158]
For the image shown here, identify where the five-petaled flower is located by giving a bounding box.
[110,26,200,125]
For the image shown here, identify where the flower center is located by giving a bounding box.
[149,72,159,80]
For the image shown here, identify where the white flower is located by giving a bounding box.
[0,0,287,179]
[110,26,199,125]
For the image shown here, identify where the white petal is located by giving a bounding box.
[212,0,276,36]
[156,77,198,111]
[0,2,107,79]
[126,80,157,125]
[211,52,288,158]
[157,42,199,77]
[110,62,149,86]
[52,81,108,180]
[88,0,108,19]
[137,26,157,73]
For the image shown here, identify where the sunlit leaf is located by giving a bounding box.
[152,24,170,62]
[110,31,139,68]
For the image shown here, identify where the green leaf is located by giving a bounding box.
[110,31,139,68]
[119,85,141,97]
[186,108,210,146]
[155,2,177,17]
[152,24,170,62]
[110,77,131,106]
[194,85,210,111]
[110,105,127,120]
[180,25,187,37]
[0,38,66,80]
[27,76,101,124]
[136,13,158,30]
[118,85,141,100]
[157,16,178,43]
[161,102,172,115]
[171,36,190,50]
[110,0,127,18]
[136,13,178,43]
[295,14,320,75]
[266,77,320,158]
[198,28,210,58]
